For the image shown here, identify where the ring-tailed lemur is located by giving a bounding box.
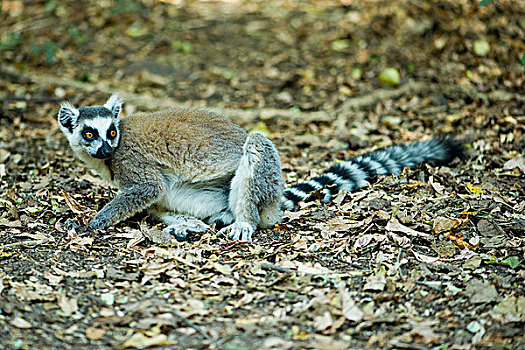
[57,94,463,242]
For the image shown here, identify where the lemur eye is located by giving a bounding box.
[108,129,117,139]
[84,132,94,139]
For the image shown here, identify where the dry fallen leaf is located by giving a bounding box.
[142,227,173,246]
[503,155,525,173]
[86,327,106,340]
[408,319,442,345]
[60,189,94,214]
[386,217,430,238]
[43,273,63,286]
[465,279,499,304]
[314,311,334,331]
[388,231,411,248]
[353,234,375,250]
[262,337,294,349]
[10,317,32,329]
[341,290,364,322]
[307,334,350,350]
[296,262,332,275]
[432,216,467,234]
[432,216,473,249]
[57,293,79,316]
[119,333,172,349]
[0,3,523,350]
[429,175,446,195]
[363,273,387,292]
[412,251,440,264]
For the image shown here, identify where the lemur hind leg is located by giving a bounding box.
[218,133,284,241]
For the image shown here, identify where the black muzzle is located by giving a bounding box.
[94,142,113,159]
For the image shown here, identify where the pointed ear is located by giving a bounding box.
[58,101,79,132]
[104,93,123,119]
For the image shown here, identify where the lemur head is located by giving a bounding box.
[58,94,123,160]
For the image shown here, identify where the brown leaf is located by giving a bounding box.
[465,279,498,304]
[432,216,467,234]
[142,227,172,246]
[119,333,171,349]
[414,249,444,263]
[61,189,91,214]
[376,209,391,220]
[408,319,442,345]
[308,335,350,350]
[86,327,106,340]
[429,175,445,195]
[43,273,63,285]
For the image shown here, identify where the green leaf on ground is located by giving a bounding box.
[501,256,521,269]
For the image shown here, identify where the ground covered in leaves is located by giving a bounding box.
[1,0,524,349]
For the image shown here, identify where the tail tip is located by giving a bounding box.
[434,134,466,164]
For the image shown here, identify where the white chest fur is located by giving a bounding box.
[74,148,113,184]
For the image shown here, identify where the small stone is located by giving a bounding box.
[466,320,483,333]
[378,68,400,87]
[473,40,490,57]
[275,91,293,104]
[350,67,362,80]
[54,87,66,98]
[331,39,350,52]
[100,292,115,306]
[463,256,482,270]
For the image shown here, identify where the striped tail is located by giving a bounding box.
[281,135,464,211]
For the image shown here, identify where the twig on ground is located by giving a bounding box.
[1,238,50,249]
[261,263,295,274]
[172,311,212,340]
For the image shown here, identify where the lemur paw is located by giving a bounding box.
[209,210,234,229]
[217,222,255,242]
[163,218,208,242]
[88,217,107,231]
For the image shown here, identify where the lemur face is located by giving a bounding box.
[58,94,122,160]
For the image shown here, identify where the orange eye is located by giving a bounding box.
[109,129,117,138]
[84,132,94,139]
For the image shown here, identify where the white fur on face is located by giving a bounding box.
[70,117,118,157]
[84,117,119,147]
[85,117,113,141]
[63,115,120,183]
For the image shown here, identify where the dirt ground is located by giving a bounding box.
[1,0,524,349]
